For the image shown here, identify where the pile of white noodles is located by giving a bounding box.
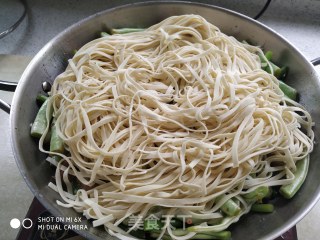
[41,15,314,239]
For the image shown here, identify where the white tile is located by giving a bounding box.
[0,56,33,239]
[297,200,320,240]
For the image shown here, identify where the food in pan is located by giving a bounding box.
[31,15,314,240]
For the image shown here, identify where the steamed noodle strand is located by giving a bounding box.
[43,15,313,239]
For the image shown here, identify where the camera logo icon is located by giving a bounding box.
[10,218,33,229]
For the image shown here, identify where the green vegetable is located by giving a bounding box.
[187,222,231,233]
[278,80,297,100]
[100,31,109,37]
[196,233,230,239]
[259,55,278,75]
[241,40,251,45]
[242,186,270,202]
[264,51,273,61]
[267,62,288,80]
[43,127,51,144]
[207,218,223,225]
[266,61,279,75]
[191,232,231,240]
[274,66,289,80]
[280,157,309,199]
[264,186,274,200]
[111,28,145,34]
[258,52,272,72]
[219,197,241,216]
[195,231,230,239]
[36,94,48,105]
[30,98,52,138]
[186,228,231,240]
[150,229,231,240]
[259,51,289,81]
[258,51,295,99]
[251,203,274,213]
[171,229,189,236]
[50,124,64,153]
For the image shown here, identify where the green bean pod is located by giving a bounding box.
[274,66,289,80]
[258,51,289,80]
[111,28,145,34]
[220,198,241,216]
[264,51,273,61]
[150,231,231,240]
[266,61,279,74]
[251,203,274,213]
[43,127,52,144]
[207,218,223,225]
[30,98,52,138]
[279,80,297,100]
[100,31,109,37]
[50,124,64,154]
[36,94,48,105]
[280,156,309,199]
[242,186,270,202]
[162,229,231,240]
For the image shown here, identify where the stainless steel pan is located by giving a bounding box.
[1,1,320,239]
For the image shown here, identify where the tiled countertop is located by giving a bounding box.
[0,0,320,239]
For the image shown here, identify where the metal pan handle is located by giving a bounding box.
[0,80,51,114]
[0,80,18,114]
[311,57,320,66]
[0,80,18,91]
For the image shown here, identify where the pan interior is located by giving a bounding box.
[10,2,320,240]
